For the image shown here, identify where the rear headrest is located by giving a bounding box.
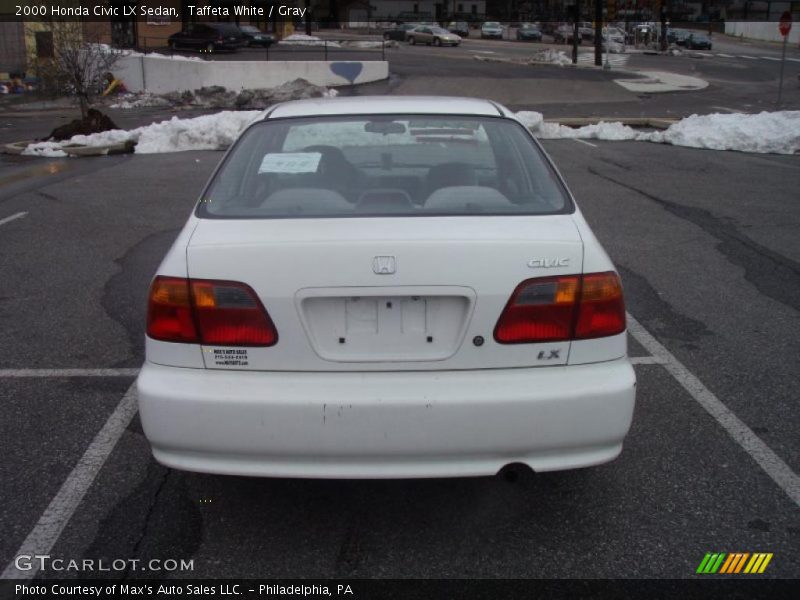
[426,162,477,194]
[424,186,512,211]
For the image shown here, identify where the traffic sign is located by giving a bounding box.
[779,11,791,37]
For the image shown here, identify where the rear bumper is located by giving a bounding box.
[137,359,636,479]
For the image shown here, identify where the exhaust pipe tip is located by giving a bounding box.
[497,462,534,483]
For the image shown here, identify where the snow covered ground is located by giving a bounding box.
[278,34,341,47]
[21,109,800,158]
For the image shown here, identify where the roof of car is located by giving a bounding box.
[265,96,510,119]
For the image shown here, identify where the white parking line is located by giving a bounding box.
[0,368,140,377]
[626,313,800,507]
[573,139,598,148]
[761,56,781,61]
[715,53,735,58]
[738,55,759,59]
[710,106,742,113]
[0,211,27,227]
[785,57,800,63]
[1,383,139,580]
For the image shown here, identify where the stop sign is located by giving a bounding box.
[779,11,792,37]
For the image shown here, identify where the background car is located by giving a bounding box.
[167,23,246,53]
[407,26,461,46]
[578,21,595,42]
[447,21,470,37]
[516,23,543,42]
[552,24,581,44]
[685,33,712,50]
[667,28,688,45]
[137,95,635,479]
[602,26,627,45]
[481,21,504,39]
[239,25,275,47]
[383,22,421,41]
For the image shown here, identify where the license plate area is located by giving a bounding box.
[297,287,475,362]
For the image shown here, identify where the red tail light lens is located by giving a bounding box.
[494,275,580,343]
[146,276,277,346]
[147,276,198,343]
[190,279,277,346]
[574,272,626,339]
[494,272,625,344]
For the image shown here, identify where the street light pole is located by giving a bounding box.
[572,2,580,65]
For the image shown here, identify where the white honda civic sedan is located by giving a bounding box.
[137,96,636,479]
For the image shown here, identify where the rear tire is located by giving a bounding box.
[434,37,441,46]
[409,36,416,45]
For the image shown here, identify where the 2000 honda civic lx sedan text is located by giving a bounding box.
[137,96,636,479]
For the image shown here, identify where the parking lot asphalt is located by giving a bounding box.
[0,137,798,580]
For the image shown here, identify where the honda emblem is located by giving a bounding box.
[372,256,396,274]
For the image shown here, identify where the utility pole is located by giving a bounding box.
[305,0,312,36]
[594,0,602,65]
[660,1,668,52]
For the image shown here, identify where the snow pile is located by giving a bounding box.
[132,111,262,153]
[121,49,204,62]
[538,120,641,141]
[518,110,800,155]
[22,142,68,158]
[20,109,800,158]
[529,49,573,66]
[516,111,637,141]
[110,92,171,109]
[647,111,800,154]
[23,111,261,156]
[107,78,336,110]
[515,111,545,130]
[340,40,396,49]
[279,34,341,47]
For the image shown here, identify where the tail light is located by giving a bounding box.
[494,272,625,344]
[147,277,197,343]
[147,276,277,346]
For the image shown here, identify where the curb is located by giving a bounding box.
[544,117,678,129]
[2,140,36,155]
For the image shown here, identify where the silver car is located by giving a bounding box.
[481,21,504,39]
[407,26,461,46]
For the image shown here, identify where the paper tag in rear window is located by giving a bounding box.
[258,152,321,174]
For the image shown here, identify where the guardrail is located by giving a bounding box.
[133,37,389,61]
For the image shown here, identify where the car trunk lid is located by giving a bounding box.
[187,215,583,371]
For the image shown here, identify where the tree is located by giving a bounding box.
[33,20,121,118]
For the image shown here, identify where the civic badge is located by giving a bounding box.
[372,256,396,274]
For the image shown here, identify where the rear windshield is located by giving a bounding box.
[198,114,572,219]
